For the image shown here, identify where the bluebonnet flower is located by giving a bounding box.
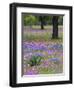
[26,69,38,75]
[34,53,44,57]
[39,44,47,50]
[49,57,60,62]
[47,50,54,55]
[47,44,53,49]
[51,44,63,50]
[23,42,48,51]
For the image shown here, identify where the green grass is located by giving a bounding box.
[23,26,63,42]
[39,67,55,74]
[23,32,52,41]
[32,25,63,29]
[23,33,63,42]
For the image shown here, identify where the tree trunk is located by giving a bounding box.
[39,16,44,29]
[52,16,58,38]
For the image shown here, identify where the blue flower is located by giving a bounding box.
[51,44,63,50]
[24,43,47,51]
[49,58,60,61]
[34,53,44,57]
[26,69,38,75]
[47,50,54,55]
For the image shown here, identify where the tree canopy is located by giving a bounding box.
[23,15,63,26]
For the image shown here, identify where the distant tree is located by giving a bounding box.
[39,16,53,29]
[39,16,44,29]
[43,16,53,25]
[24,15,37,27]
[52,16,59,38]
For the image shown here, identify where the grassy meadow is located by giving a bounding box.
[22,25,63,75]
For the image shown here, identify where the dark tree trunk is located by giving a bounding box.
[52,16,58,38]
[39,16,44,29]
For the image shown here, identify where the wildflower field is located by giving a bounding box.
[22,26,63,75]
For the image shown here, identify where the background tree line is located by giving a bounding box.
[23,15,63,26]
[23,15,63,38]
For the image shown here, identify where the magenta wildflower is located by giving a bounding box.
[26,69,38,75]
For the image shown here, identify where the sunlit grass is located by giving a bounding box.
[32,25,63,30]
[23,30,63,42]
[39,67,54,74]
[23,32,52,41]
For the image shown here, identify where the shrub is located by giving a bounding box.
[28,55,43,66]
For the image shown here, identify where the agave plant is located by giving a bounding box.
[28,54,43,66]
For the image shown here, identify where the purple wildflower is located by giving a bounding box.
[51,44,63,50]
[42,60,49,67]
[23,42,48,51]
[34,53,44,57]
[26,69,38,75]
[49,58,60,61]
[47,50,54,55]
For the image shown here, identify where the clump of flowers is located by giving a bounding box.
[51,44,63,50]
[23,41,63,75]
[26,68,38,75]
[23,42,47,51]
[49,57,60,61]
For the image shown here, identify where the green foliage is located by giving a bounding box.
[43,16,53,25]
[23,15,63,26]
[58,16,63,25]
[28,55,43,66]
[23,15,37,26]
